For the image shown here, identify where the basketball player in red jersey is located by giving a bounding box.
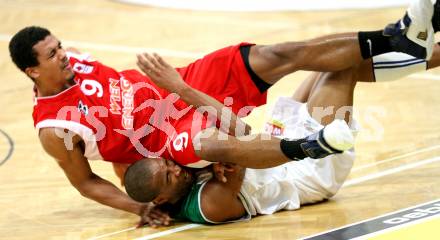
[8,0,440,226]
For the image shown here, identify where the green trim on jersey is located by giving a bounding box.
[175,181,208,224]
[174,179,253,224]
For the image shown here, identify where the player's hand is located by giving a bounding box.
[136,52,187,92]
[137,202,172,228]
[212,162,236,183]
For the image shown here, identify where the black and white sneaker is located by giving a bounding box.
[384,0,438,60]
[301,119,354,159]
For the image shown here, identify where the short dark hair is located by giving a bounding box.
[124,159,161,203]
[9,26,51,72]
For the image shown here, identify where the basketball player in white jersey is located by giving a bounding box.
[124,41,440,226]
[8,0,440,226]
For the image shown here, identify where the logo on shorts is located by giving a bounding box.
[265,120,284,136]
[417,30,428,41]
[73,63,94,74]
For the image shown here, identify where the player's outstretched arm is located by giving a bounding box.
[38,127,171,227]
[136,52,251,136]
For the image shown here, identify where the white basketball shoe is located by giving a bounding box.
[301,119,354,159]
[384,0,438,60]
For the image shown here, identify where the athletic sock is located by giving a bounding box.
[434,2,440,33]
[358,30,393,59]
[280,138,307,160]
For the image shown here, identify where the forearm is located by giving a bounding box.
[39,129,144,217]
[176,85,250,136]
[78,175,142,215]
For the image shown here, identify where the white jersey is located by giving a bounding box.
[239,97,358,216]
[175,97,359,224]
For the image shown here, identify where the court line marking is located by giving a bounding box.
[351,144,440,172]
[133,224,202,240]
[302,199,440,240]
[0,128,14,166]
[88,155,440,239]
[343,156,440,187]
[350,214,440,240]
[0,34,203,59]
[115,0,410,12]
[88,226,137,240]
[87,224,201,240]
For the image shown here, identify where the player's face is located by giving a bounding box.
[27,35,74,86]
[153,158,194,204]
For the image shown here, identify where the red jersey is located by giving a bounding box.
[33,43,267,166]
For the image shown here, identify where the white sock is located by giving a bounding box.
[406,0,435,59]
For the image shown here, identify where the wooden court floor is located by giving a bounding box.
[0,0,439,239]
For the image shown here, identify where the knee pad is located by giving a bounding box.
[373,52,427,82]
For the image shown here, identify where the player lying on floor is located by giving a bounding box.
[124,43,440,226]
[8,0,440,225]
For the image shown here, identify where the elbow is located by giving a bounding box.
[72,177,97,198]
[76,183,92,198]
[79,190,89,198]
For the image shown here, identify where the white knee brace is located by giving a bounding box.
[373,52,427,82]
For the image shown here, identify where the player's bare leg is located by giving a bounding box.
[248,41,440,86]
[194,43,440,169]
[291,73,321,103]
[248,32,363,84]
[195,132,294,168]
[192,65,378,169]
[194,120,352,169]
[427,44,440,69]
[253,38,440,88]
[302,70,357,126]
[193,72,356,169]
[246,0,440,85]
[294,44,440,126]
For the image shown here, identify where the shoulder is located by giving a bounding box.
[174,180,210,224]
[39,127,83,160]
[200,180,246,223]
[175,171,247,224]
